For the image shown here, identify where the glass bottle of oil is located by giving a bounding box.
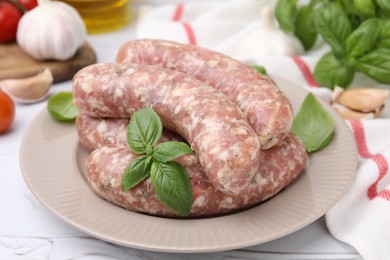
[61,0,131,34]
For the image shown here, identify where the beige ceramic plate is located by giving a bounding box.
[20,78,357,253]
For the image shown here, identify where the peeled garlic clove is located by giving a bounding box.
[332,103,375,120]
[0,68,53,104]
[336,88,389,112]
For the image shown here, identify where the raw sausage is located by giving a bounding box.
[73,63,260,193]
[73,63,261,193]
[79,116,307,217]
[85,134,306,217]
[116,39,293,149]
[76,113,184,152]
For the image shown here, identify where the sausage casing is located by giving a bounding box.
[73,63,261,193]
[116,39,293,149]
[82,119,306,217]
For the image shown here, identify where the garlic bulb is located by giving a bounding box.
[17,0,87,61]
[236,6,304,56]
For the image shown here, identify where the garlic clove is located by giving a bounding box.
[335,87,389,112]
[331,86,389,119]
[332,86,345,101]
[332,103,376,120]
[0,68,53,104]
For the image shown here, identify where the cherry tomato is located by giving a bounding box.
[18,0,37,10]
[0,1,22,43]
[0,90,15,133]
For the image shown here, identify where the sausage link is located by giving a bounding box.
[73,63,261,193]
[76,113,184,152]
[85,134,306,217]
[116,39,293,149]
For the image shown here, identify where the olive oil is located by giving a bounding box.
[62,0,131,34]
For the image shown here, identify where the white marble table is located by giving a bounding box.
[0,20,363,260]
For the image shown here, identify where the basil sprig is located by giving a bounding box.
[292,93,335,153]
[122,107,194,216]
[275,0,390,89]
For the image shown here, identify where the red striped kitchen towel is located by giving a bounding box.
[135,1,390,259]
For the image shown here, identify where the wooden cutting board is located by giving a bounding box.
[0,42,97,83]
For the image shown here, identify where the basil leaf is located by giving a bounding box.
[251,65,267,75]
[150,160,193,216]
[275,0,298,33]
[336,0,355,15]
[153,142,193,163]
[376,0,390,16]
[378,38,390,48]
[47,92,79,121]
[346,18,380,58]
[318,130,335,152]
[314,52,355,89]
[292,93,335,153]
[377,20,390,48]
[354,48,390,84]
[294,5,317,51]
[308,0,322,9]
[122,155,152,191]
[353,0,376,18]
[127,107,163,154]
[314,3,351,57]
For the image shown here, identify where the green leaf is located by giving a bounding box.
[294,5,318,51]
[150,160,193,216]
[251,65,267,75]
[380,20,390,37]
[376,0,390,16]
[354,48,390,84]
[275,0,298,33]
[377,38,390,48]
[353,0,376,18]
[122,155,152,191]
[338,0,355,13]
[292,93,335,153]
[153,142,193,163]
[127,107,163,154]
[377,19,390,48]
[314,52,355,89]
[318,130,335,152]
[346,18,380,58]
[314,2,352,57]
[47,92,79,121]
[308,0,322,9]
